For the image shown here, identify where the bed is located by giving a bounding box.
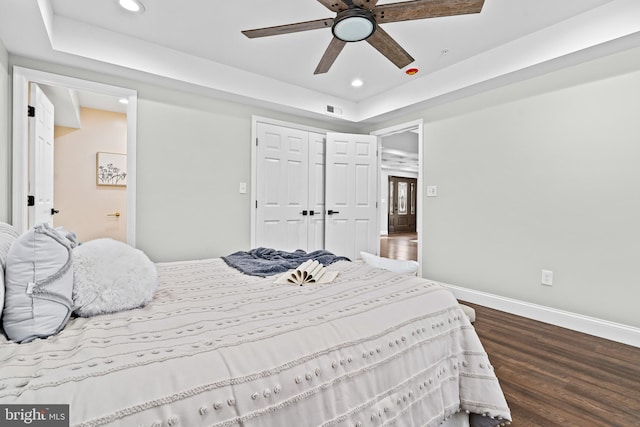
[1,256,511,427]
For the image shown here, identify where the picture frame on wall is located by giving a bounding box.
[96,152,127,187]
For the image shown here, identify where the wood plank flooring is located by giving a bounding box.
[464,302,640,426]
[379,232,418,261]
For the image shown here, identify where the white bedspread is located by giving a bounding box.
[0,259,511,427]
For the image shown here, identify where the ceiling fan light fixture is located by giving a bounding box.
[332,9,376,42]
[118,0,145,13]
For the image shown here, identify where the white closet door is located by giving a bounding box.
[255,123,309,251]
[325,132,378,260]
[307,132,326,251]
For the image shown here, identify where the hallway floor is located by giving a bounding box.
[379,232,418,261]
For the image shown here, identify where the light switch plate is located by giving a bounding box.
[239,182,247,194]
[541,269,553,286]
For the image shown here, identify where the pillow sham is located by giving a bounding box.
[72,238,158,317]
[0,222,20,317]
[0,264,4,319]
[0,222,20,269]
[360,251,419,275]
[3,223,76,343]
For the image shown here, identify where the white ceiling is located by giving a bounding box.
[381,131,419,173]
[1,0,639,124]
[39,84,127,128]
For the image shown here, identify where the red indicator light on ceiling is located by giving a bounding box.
[405,68,419,75]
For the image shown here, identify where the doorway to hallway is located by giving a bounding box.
[374,120,421,265]
[12,66,138,245]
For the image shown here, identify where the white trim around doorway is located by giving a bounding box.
[11,66,138,246]
[370,119,424,275]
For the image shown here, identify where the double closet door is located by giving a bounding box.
[255,123,325,252]
[255,122,378,260]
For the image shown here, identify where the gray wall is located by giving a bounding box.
[5,56,358,262]
[420,61,640,328]
[2,48,639,328]
[0,39,9,223]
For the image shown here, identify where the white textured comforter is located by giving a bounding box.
[0,259,511,427]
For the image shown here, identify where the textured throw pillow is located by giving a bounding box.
[3,223,76,343]
[360,251,419,275]
[0,264,4,318]
[0,222,20,317]
[0,222,20,268]
[72,238,158,317]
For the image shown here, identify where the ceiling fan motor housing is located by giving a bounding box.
[332,8,377,42]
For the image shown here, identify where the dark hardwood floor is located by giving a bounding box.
[379,232,418,261]
[378,236,639,425]
[465,302,640,426]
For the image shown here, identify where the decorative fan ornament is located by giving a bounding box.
[242,0,485,74]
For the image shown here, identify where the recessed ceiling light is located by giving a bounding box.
[351,78,364,88]
[118,98,129,105]
[119,0,145,13]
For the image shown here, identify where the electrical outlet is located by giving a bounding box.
[426,185,438,197]
[541,269,553,286]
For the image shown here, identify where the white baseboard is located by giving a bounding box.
[439,283,640,348]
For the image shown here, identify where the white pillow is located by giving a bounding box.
[0,222,21,316]
[72,238,158,317]
[0,222,20,268]
[3,223,76,343]
[0,264,4,320]
[360,251,419,275]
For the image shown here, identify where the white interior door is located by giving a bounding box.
[255,123,310,251]
[325,132,379,260]
[28,83,55,227]
[307,132,326,250]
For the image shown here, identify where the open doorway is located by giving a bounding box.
[12,67,137,245]
[383,174,418,260]
[45,86,128,242]
[371,121,422,264]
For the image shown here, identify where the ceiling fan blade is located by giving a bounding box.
[316,0,350,12]
[374,0,485,24]
[352,0,379,9]
[314,37,347,74]
[366,26,414,69]
[242,18,334,38]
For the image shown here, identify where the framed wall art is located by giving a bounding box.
[96,152,127,187]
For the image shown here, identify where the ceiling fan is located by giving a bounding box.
[242,0,485,74]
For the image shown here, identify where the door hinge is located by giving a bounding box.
[27,195,35,206]
[256,138,259,146]
[255,200,258,209]
[27,105,35,117]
